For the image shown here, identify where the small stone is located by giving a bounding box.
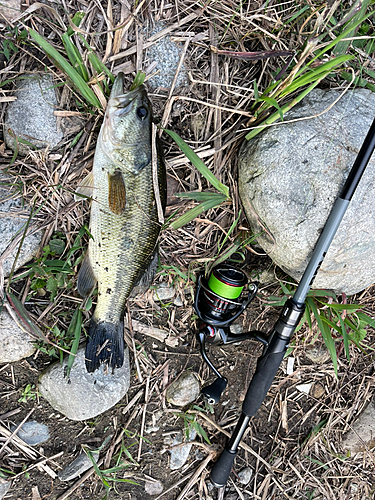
[146,22,188,91]
[0,0,21,22]
[166,371,200,407]
[38,347,130,421]
[170,428,196,470]
[58,450,99,481]
[342,397,375,453]
[286,357,295,375]
[0,177,43,277]
[229,323,243,335]
[0,309,36,363]
[238,467,253,485]
[5,74,63,154]
[296,383,312,395]
[145,425,160,434]
[305,343,331,365]
[153,284,176,302]
[11,421,49,446]
[144,480,163,496]
[311,383,325,399]
[0,478,11,500]
[173,295,184,307]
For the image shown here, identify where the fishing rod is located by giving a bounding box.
[194,116,375,488]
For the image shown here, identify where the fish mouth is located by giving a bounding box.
[108,72,148,115]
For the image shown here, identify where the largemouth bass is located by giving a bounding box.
[77,73,166,372]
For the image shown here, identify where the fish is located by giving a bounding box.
[76,73,166,372]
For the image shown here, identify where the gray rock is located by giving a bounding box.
[153,283,176,302]
[238,467,252,485]
[170,428,196,470]
[4,74,63,154]
[342,397,375,453]
[146,22,188,91]
[0,179,43,277]
[173,294,184,307]
[38,347,130,421]
[11,421,49,446]
[144,480,164,495]
[0,309,36,363]
[0,478,11,500]
[0,0,21,23]
[305,343,331,365]
[58,450,99,481]
[238,89,375,295]
[166,371,200,407]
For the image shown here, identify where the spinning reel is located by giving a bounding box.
[194,264,268,404]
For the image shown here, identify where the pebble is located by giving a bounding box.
[0,478,11,500]
[166,371,200,407]
[38,347,130,421]
[58,450,99,481]
[173,294,184,307]
[146,22,188,91]
[238,467,253,485]
[170,428,196,470]
[4,74,63,154]
[0,309,36,363]
[311,383,325,399]
[144,480,164,496]
[342,397,375,453]
[11,421,49,446]
[0,176,43,277]
[153,283,176,302]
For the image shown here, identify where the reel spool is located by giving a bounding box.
[194,265,253,327]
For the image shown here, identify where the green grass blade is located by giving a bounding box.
[339,315,350,362]
[307,298,338,377]
[356,311,375,328]
[78,34,114,85]
[218,209,242,252]
[130,70,146,90]
[176,191,226,202]
[333,0,373,55]
[66,308,82,377]
[163,128,230,197]
[28,28,102,109]
[66,11,85,36]
[246,78,324,140]
[62,33,89,82]
[170,195,227,230]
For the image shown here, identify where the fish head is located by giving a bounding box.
[100,73,153,174]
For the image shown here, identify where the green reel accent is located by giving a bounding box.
[208,273,244,300]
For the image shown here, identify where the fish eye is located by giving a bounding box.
[136,106,148,120]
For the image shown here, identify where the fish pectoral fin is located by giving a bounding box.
[75,172,94,201]
[108,170,126,215]
[77,253,97,297]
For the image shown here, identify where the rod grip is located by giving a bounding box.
[242,345,286,416]
[210,448,237,488]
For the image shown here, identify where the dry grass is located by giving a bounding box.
[0,1,375,499]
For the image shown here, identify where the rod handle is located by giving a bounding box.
[210,448,237,488]
[242,342,287,416]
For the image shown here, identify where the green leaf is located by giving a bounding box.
[253,79,259,100]
[260,96,284,120]
[170,195,227,229]
[130,70,146,90]
[307,298,337,377]
[176,191,226,202]
[163,128,230,197]
[66,308,82,377]
[333,0,373,56]
[28,28,102,109]
[339,315,350,362]
[62,32,89,82]
[49,238,65,255]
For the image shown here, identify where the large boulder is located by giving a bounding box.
[238,89,375,295]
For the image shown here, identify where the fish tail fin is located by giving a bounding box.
[85,318,124,372]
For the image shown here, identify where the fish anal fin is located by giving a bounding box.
[108,170,126,215]
[75,172,94,201]
[77,253,97,297]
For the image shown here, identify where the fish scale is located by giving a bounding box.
[77,74,166,372]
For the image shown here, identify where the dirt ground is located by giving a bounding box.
[1,1,375,499]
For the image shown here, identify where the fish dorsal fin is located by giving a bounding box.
[75,172,94,201]
[77,253,97,297]
[108,170,126,215]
